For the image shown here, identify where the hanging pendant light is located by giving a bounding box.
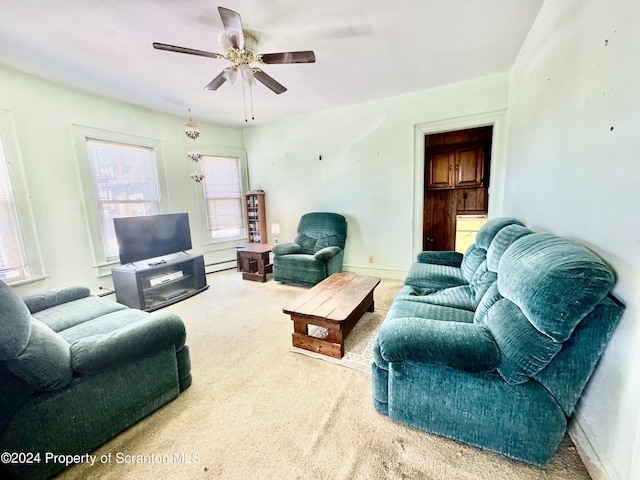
[184,109,204,183]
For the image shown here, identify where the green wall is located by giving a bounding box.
[0,65,244,293]
[242,73,510,278]
[504,1,640,478]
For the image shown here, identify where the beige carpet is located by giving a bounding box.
[56,271,591,480]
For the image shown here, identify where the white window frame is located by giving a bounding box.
[0,109,45,285]
[195,147,249,245]
[73,126,169,274]
[85,138,162,260]
[201,155,246,242]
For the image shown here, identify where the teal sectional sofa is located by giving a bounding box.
[372,218,624,465]
[0,280,191,480]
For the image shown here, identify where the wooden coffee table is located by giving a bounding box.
[283,273,381,359]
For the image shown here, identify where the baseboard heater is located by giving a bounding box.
[205,259,237,275]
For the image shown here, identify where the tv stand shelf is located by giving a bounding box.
[112,252,208,311]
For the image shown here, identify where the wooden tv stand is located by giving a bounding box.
[112,252,208,311]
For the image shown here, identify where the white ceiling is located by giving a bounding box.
[0,0,544,127]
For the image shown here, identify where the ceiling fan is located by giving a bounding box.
[153,6,316,95]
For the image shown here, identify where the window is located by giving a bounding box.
[0,136,30,283]
[86,139,161,260]
[201,155,246,241]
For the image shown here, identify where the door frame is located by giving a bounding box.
[412,109,508,259]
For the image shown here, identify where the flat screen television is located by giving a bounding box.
[114,213,192,265]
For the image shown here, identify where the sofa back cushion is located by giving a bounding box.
[296,212,347,254]
[498,234,615,342]
[5,319,73,391]
[460,217,523,282]
[466,224,533,302]
[460,245,485,282]
[473,217,523,251]
[485,224,534,273]
[475,233,616,384]
[0,279,32,361]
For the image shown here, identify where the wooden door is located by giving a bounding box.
[423,190,453,251]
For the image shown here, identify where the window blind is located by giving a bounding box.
[86,139,161,259]
[202,155,246,240]
[0,136,30,283]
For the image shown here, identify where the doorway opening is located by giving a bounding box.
[423,126,492,251]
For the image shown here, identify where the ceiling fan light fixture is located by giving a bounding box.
[240,65,255,86]
[223,66,237,84]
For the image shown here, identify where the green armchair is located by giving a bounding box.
[272,212,347,287]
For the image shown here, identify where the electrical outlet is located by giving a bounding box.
[368,256,374,263]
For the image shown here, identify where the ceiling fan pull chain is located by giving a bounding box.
[242,78,248,122]
[249,81,255,121]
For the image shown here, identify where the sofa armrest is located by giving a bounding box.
[416,251,464,267]
[314,246,341,261]
[22,286,91,314]
[272,243,303,256]
[376,317,501,373]
[69,313,186,374]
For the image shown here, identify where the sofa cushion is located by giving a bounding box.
[294,233,318,254]
[474,217,523,250]
[404,263,467,290]
[272,243,303,255]
[473,282,502,324]
[479,299,562,384]
[485,224,534,273]
[460,244,486,282]
[21,286,91,314]
[498,234,615,342]
[467,260,497,303]
[5,319,73,391]
[59,308,160,342]
[387,296,475,323]
[0,279,32,361]
[69,312,186,374]
[416,250,463,267]
[33,296,128,332]
[376,316,501,373]
[315,234,345,252]
[396,284,477,311]
[461,217,524,282]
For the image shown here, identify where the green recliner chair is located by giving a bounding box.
[272,212,347,287]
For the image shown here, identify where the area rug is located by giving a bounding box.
[289,310,383,373]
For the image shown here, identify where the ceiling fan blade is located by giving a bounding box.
[253,69,287,94]
[204,71,227,91]
[218,7,244,50]
[260,51,316,64]
[153,42,220,59]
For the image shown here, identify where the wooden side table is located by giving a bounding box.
[236,243,274,282]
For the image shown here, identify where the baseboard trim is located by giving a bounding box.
[569,417,616,480]
[342,264,406,280]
